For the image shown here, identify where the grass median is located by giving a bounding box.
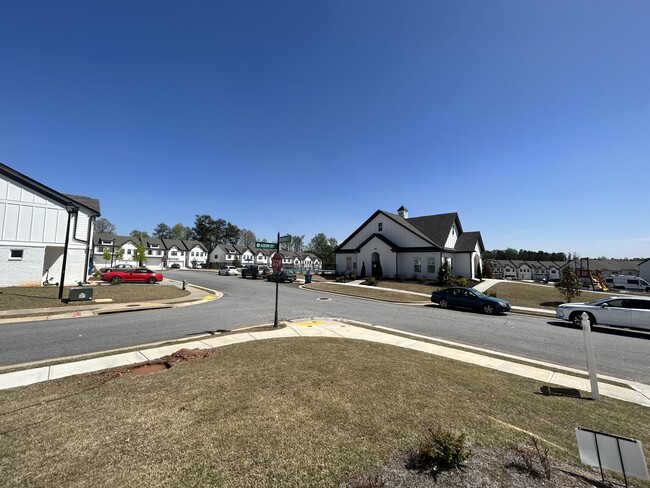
[1,338,648,487]
[304,282,429,303]
[0,284,191,311]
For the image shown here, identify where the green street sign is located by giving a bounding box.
[278,235,291,243]
[255,242,277,249]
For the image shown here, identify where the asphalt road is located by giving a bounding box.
[1,269,649,384]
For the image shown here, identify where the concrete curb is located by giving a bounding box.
[1,317,648,407]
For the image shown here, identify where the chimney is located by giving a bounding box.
[397,205,408,219]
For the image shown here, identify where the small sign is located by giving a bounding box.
[271,252,283,272]
[255,242,277,250]
[278,235,291,243]
[576,428,649,482]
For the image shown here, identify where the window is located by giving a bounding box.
[97,246,104,252]
[171,251,177,256]
[427,258,436,273]
[414,257,421,273]
[126,249,132,255]
[378,222,383,232]
[10,249,24,260]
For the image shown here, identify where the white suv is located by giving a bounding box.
[219,265,239,276]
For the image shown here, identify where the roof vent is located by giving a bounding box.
[397,206,408,219]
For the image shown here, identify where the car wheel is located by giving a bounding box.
[147,277,156,284]
[439,299,449,309]
[110,276,122,284]
[570,312,596,327]
[483,304,495,315]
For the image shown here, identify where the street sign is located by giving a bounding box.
[255,242,277,250]
[278,234,291,243]
[271,252,283,272]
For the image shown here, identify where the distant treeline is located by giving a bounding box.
[483,248,567,262]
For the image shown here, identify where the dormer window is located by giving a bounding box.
[378,222,383,232]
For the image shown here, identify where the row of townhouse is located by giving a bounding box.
[92,234,323,271]
[488,259,566,281]
[93,234,208,269]
[210,244,322,271]
[488,258,646,282]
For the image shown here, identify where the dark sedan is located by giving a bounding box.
[266,270,297,283]
[431,286,510,315]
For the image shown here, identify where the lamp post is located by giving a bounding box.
[59,204,79,301]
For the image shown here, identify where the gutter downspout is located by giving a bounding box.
[83,216,95,283]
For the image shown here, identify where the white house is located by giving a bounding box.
[161,239,187,268]
[183,240,208,268]
[1,162,100,287]
[639,259,650,283]
[142,237,166,269]
[336,206,484,280]
[93,234,140,268]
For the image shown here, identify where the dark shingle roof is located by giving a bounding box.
[406,212,461,248]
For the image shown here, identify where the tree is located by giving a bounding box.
[291,235,305,253]
[113,247,125,264]
[171,223,192,240]
[239,229,256,247]
[307,233,337,269]
[483,260,493,279]
[130,230,150,238]
[133,242,147,266]
[223,222,241,245]
[153,223,172,239]
[192,215,219,252]
[555,267,582,302]
[437,259,454,285]
[94,218,115,234]
[102,248,112,265]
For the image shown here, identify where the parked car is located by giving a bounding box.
[603,275,650,292]
[556,296,650,330]
[99,264,134,273]
[241,265,271,279]
[100,267,163,284]
[430,287,511,315]
[169,263,181,269]
[219,265,239,276]
[266,270,297,283]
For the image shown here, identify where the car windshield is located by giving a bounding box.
[586,298,615,306]
[471,290,488,298]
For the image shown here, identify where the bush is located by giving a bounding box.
[365,277,376,286]
[487,291,497,298]
[514,436,552,480]
[453,277,471,287]
[406,426,469,476]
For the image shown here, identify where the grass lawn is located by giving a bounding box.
[304,282,429,303]
[1,339,648,487]
[486,282,615,310]
[0,284,191,311]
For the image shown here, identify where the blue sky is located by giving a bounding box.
[2,1,649,258]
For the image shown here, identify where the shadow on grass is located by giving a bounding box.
[537,385,585,399]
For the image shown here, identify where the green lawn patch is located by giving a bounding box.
[486,282,615,310]
[0,284,190,311]
[304,282,429,303]
[1,339,648,487]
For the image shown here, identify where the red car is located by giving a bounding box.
[100,267,164,284]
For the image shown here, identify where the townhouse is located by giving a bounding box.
[1,162,100,287]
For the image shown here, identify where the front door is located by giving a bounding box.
[371,252,382,278]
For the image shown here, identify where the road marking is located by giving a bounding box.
[203,296,215,300]
[297,321,325,327]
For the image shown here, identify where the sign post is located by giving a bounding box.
[272,233,283,328]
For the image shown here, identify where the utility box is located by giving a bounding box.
[69,287,94,302]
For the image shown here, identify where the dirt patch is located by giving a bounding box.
[346,446,611,488]
[79,347,221,382]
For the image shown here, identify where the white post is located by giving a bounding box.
[581,312,600,400]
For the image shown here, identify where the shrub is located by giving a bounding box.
[366,277,376,286]
[514,436,552,480]
[487,291,497,298]
[406,426,469,476]
[454,277,471,287]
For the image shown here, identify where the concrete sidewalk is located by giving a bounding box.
[1,318,648,407]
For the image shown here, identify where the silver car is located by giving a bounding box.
[556,296,650,330]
